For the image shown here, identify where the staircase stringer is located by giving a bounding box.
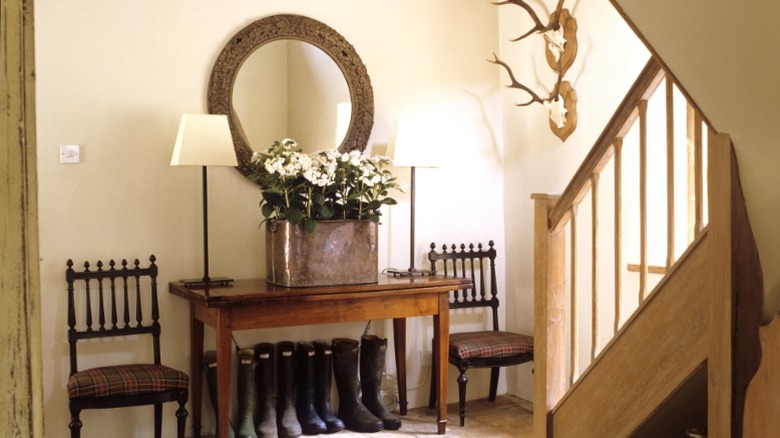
[550,230,710,437]
[533,133,763,438]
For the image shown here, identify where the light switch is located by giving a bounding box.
[60,144,80,163]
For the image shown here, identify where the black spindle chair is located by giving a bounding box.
[65,255,188,438]
[428,241,534,426]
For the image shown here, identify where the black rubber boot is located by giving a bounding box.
[277,341,303,438]
[313,340,345,433]
[296,342,327,435]
[254,343,277,438]
[204,350,236,438]
[360,335,402,430]
[331,338,383,433]
[237,349,258,438]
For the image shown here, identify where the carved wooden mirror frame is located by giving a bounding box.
[208,14,374,178]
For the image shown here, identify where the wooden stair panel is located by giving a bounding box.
[743,312,780,437]
[550,233,711,438]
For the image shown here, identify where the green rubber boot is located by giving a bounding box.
[204,350,236,438]
[360,335,402,430]
[254,343,277,437]
[237,348,258,438]
[277,341,302,438]
[313,340,345,433]
[331,338,383,433]
[295,342,327,435]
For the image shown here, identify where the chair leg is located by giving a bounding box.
[69,406,82,438]
[176,390,189,438]
[488,367,500,401]
[457,363,469,427]
[154,403,162,438]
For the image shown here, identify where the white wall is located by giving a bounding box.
[613,0,780,320]
[35,1,501,436]
[498,0,649,400]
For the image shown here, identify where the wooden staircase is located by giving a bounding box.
[532,56,763,437]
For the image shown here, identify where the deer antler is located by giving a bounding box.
[493,0,566,42]
[489,52,561,107]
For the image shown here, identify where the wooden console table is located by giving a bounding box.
[169,276,471,438]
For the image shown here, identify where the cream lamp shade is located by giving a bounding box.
[385,118,439,277]
[387,119,439,168]
[170,114,238,167]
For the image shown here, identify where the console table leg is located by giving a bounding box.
[393,317,408,415]
[216,311,233,438]
[434,294,449,435]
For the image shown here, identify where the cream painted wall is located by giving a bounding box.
[35,1,500,437]
[613,0,780,321]
[498,0,649,400]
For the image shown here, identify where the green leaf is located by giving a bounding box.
[285,208,304,224]
[261,203,276,218]
[304,218,317,233]
[317,204,334,219]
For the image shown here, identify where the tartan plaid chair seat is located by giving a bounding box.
[450,331,534,360]
[67,364,189,399]
[428,241,534,427]
[65,256,188,438]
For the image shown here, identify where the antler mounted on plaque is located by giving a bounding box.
[491,0,578,141]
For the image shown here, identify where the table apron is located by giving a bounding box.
[193,293,442,330]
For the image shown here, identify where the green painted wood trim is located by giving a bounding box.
[0,0,43,436]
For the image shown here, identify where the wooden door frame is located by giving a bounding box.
[1,0,43,436]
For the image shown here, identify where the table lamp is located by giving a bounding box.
[170,113,238,287]
[386,119,438,276]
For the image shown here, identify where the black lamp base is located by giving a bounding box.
[386,267,433,277]
[181,276,234,288]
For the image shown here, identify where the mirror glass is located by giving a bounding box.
[232,40,351,154]
[208,14,374,180]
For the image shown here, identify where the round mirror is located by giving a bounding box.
[232,40,351,154]
[208,14,374,179]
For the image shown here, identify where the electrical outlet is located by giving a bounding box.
[60,144,80,164]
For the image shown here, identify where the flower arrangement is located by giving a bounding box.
[250,139,401,231]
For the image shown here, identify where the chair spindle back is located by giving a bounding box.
[428,241,500,331]
[66,255,161,376]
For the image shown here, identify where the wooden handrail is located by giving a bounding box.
[549,58,664,233]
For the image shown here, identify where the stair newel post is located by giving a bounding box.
[533,194,566,438]
[707,131,734,438]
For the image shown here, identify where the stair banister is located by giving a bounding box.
[547,58,664,234]
[532,51,722,436]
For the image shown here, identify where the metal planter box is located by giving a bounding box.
[266,219,378,287]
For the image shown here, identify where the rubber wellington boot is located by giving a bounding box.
[331,338,383,433]
[276,341,303,438]
[253,343,277,438]
[295,342,327,435]
[237,348,258,438]
[360,335,402,430]
[313,340,345,433]
[204,350,236,438]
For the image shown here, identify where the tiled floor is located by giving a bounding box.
[358,395,534,438]
[203,396,533,437]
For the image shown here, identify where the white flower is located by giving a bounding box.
[349,150,362,166]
